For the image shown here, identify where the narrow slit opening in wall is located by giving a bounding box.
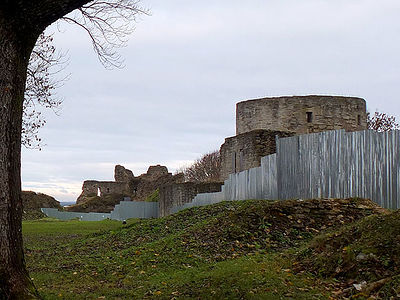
[107,188,110,193]
[306,112,313,123]
[357,114,361,125]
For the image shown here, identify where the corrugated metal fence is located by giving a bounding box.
[41,200,159,221]
[173,130,400,213]
[40,208,111,221]
[42,129,400,219]
[172,154,278,212]
[277,129,400,209]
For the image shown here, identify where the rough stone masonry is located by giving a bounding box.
[220,95,367,180]
[76,164,184,205]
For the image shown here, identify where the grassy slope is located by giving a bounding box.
[23,198,393,299]
[295,210,400,299]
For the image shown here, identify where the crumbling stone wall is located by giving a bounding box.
[141,165,169,181]
[131,171,184,201]
[76,180,130,204]
[79,180,99,196]
[219,130,294,181]
[98,182,130,196]
[159,182,223,217]
[75,164,184,206]
[236,95,367,135]
[114,165,134,182]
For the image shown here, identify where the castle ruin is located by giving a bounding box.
[75,164,184,208]
[220,95,367,180]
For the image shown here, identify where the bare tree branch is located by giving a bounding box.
[61,0,149,68]
[178,151,222,183]
[367,111,400,132]
[23,1,148,149]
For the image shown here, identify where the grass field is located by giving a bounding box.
[22,199,399,299]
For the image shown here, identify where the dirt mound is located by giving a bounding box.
[295,209,399,299]
[176,198,386,262]
[22,191,62,220]
[29,197,389,298]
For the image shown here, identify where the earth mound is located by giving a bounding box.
[95,197,385,260]
[295,209,399,299]
[22,191,62,220]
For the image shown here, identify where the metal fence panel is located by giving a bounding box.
[42,200,158,221]
[178,129,400,212]
[277,130,400,209]
[42,130,400,219]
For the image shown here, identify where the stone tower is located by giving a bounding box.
[220,95,368,180]
[236,95,367,135]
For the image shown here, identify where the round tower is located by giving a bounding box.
[236,95,367,135]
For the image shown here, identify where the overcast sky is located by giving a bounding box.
[21,0,400,202]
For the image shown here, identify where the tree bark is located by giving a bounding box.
[0,1,97,298]
[0,20,40,300]
[0,0,92,31]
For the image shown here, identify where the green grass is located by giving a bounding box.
[23,218,131,251]
[23,218,126,235]
[22,198,390,299]
[144,189,159,202]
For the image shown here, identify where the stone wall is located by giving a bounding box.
[159,182,223,217]
[75,165,184,206]
[77,180,130,204]
[141,165,169,181]
[79,180,99,196]
[236,95,367,135]
[132,172,184,201]
[219,130,294,181]
[219,95,368,180]
[114,165,134,182]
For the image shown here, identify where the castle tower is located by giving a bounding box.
[220,95,367,180]
[236,95,367,135]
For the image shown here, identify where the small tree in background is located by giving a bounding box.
[179,150,221,182]
[367,111,400,132]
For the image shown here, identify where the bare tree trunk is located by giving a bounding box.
[0,0,128,297]
[0,1,89,296]
[0,23,39,299]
